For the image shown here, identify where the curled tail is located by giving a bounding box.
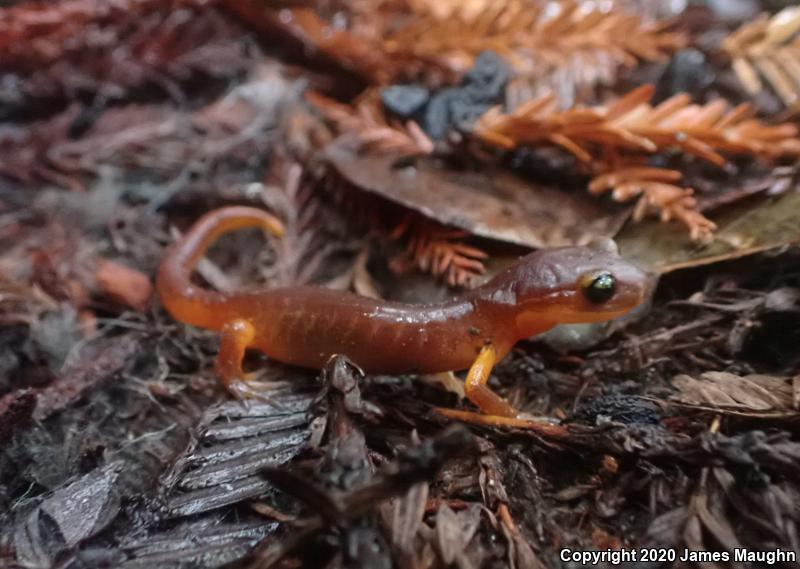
[156,206,284,330]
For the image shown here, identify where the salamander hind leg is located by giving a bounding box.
[215,319,263,400]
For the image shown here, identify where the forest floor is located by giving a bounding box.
[1,1,800,568]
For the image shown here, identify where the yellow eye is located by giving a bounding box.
[580,271,616,304]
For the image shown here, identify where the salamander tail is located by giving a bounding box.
[156,206,284,329]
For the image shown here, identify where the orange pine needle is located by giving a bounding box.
[474,84,800,240]
[306,91,433,156]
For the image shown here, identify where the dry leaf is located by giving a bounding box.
[325,139,629,250]
[618,185,800,275]
[672,371,795,412]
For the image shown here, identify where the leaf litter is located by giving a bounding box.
[2,1,800,569]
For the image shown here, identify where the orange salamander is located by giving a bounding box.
[157,206,647,420]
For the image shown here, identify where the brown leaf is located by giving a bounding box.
[618,185,800,275]
[325,139,629,250]
[691,476,742,552]
[671,371,795,412]
[390,482,429,554]
[434,504,482,566]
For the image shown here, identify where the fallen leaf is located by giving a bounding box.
[390,482,429,555]
[434,503,482,566]
[672,371,795,412]
[619,187,800,274]
[325,139,629,249]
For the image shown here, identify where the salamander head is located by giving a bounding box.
[482,240,648,339]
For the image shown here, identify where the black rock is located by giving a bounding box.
[379,50,511,140]
[653,48,714,103]
[380,85,430,119]
[462,50,509,101]
[423,51,510,138]
[569,393,663,426]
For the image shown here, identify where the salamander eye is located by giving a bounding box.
[579,271,616,304]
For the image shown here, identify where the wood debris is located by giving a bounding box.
[0,0,251,106]
[93,258,153,312]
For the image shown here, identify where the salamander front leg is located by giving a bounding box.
[434,346,571,435]
[216,319,260,400]
[429,344,519,419]
[462,345,518,417]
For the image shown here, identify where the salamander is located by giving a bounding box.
[157,206,647,419]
